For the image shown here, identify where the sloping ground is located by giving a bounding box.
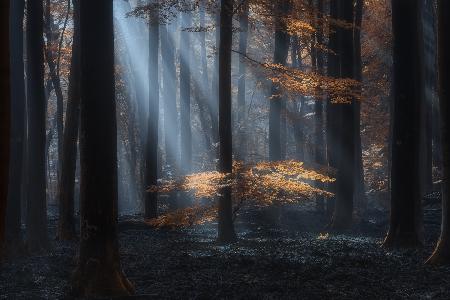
[0,203,449,299]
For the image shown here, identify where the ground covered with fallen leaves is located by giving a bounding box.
[1,200,449,299]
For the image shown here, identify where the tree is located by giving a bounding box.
[383,0,424,248]
[329,0,356,230]
[180,9,192,175]
[217,0,236,244]
[269,0,291,162]
[5,0,26,253]
[72,0,133,296]
[314,0,326,213]
[145,4,160,219]
[26,0,49,253]
[57,0,80,241]
[353,0,367,214]
[427,0,450,264]
[0,0,11,258]
[236,2,249,161]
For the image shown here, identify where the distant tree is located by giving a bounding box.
[180,9,192,174]
[314,0,326,213]
[0,0,11,258]
[5,0,26,252]
[325,0,340,218]
[217,0,236,244]
[145,5,160,219]
[427,0,450,264]
[237,2,249,161]
[26,0,49,253]
[72,0,133,296]
[269,0,291,162]
[57,0,80,241]
[383,0,424,248]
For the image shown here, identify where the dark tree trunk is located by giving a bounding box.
[217,0,236,244]
[179,10,192,174]
[5,0,25,253]
[145,11,159,219]
[26,0,49,253]
[0,0,11,257]
[353,0,367,215]
[72,0,133,296]
[236,2,249,161]
[57,0,80,241]
[269,1,291,162]
[427,0,450,264]
[315,0,326,213]
[383,0,424,248]
[329,0,356,231]
[211,2,220,158]
[326,0,340,218]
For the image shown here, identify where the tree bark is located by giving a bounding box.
[353,0,367,215]
[427,0,450,264]
[5,0,26,254]
[145,7,160,219]
[179,10,192,174]
[236,2,249,161]
[269,1,291,162]
[329,0,356,231]
[217,0,236,244]
[25,0,49,253]
[57,0,80,241]
[383,0,424,248]
[72,0,133,296]
[0,0,11,258]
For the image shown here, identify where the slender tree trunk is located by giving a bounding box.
[383,0,424,248]
[44,0,64,180]
[211,2,220,159]
[427,0,450,264]
[236,3,249,161]
[179,10,192,174]
[72,0,133,296]
[0,0,11,258]
[353,0,367,215]
[315,0,326,213]
[326,0,340,218]
[217,0,236,244]
[145,8,159,219]
[5,0,26,253]
[269,1,291,162]
[26,0,49,253]
[57,0,80,241]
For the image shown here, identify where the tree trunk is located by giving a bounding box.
[326,0,340,219]
[179,10,192,174]
[25,0,49,253]
[72,0,133,296]
[269,1,291,162]
[383,0,424,248]
[329,0,356,231]
[145,9,159,219]
[57,0,80,241]
[0,0,11,258]
[236,2,249,161]
[315,0,326,213]
[427,0,450,264]
[353,0,367,215]
[5,0,26,254]
[217,0,236,244]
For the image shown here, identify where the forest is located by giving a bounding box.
[0,0,450,298]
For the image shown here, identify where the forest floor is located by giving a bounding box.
[1,197,450,299]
